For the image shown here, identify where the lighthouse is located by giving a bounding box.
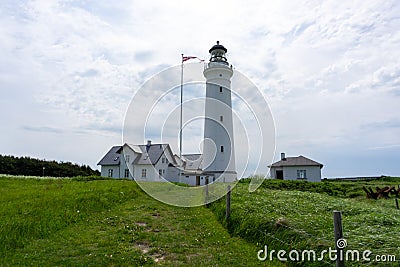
[203,41,237,183]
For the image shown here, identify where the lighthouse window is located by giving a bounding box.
[220,115,223,122]
[220,146,224,153]
[219,86,223,92]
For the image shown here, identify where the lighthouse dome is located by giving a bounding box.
[209,41,227,53]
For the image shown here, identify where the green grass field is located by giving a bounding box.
[1,176,399,266]
[0,176,280,266]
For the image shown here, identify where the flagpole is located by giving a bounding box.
[179,53,184,183]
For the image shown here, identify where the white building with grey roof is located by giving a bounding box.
[98,141,175,181]
[268,153,323,182]
[98,140,214,186]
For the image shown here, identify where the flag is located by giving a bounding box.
[182,56,204,62]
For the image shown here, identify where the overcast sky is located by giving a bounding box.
[1,0,399,178]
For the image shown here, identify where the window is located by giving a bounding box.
[125,155,130,163]
[220,115,223,122]
[163,169,165,174]
[162,157,165,164]
[220,145,224,153]
[141,169,147,178]
[159,169,162,178]
[219,86,223,92]
[124,169,129,178]
[297,170,307,180]
[108,169,113,177]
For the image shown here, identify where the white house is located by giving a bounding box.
[98,141,176,181]
[268,153,323,182]
[97,141,214,186]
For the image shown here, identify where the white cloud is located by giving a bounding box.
[0,0,399,176]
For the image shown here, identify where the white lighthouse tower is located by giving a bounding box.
[203,41,237,183]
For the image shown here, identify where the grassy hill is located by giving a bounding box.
[1,176,399,266]
[209,178,400,266]
[0,176,279,266]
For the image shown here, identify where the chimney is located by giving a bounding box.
[281,152,286,160]
[146,140,151,151]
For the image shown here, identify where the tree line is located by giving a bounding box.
[0,155,100,177]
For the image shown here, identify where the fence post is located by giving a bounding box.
[396,198,399,210]
[204,177,209,205]
[226,185,231,221]
[333,211,345,267]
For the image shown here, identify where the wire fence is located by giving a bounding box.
[205,184,353,266]
[204,181,400,265]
